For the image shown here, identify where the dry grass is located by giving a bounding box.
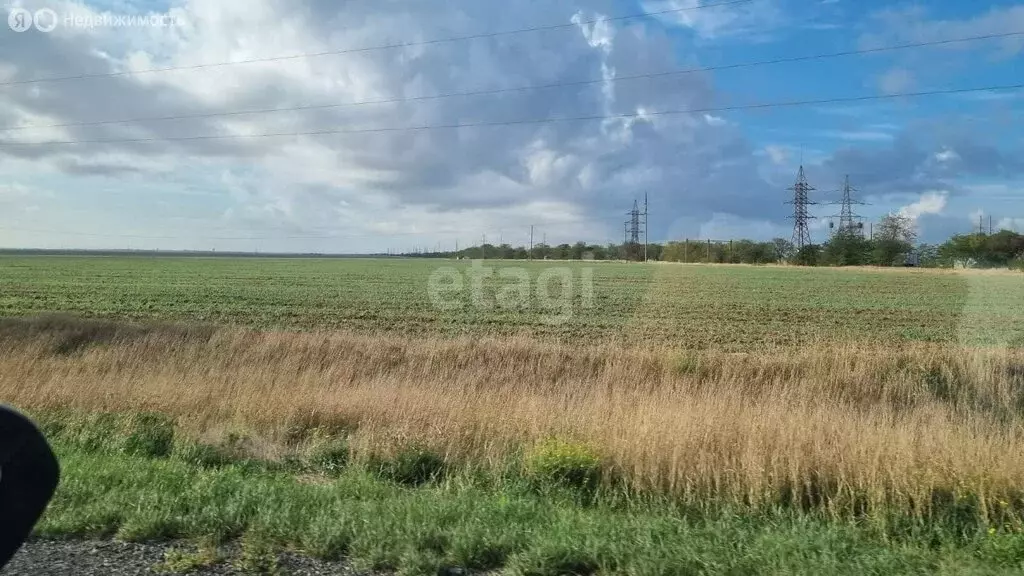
[3,315,1024,521]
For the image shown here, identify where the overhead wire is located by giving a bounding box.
[0,0,756,87]
[0,214,630,240]
[2,30,1020,133]
[1,82,1021,146]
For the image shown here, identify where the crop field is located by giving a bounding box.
[2,255,1022,349]
[4,255,1024,573]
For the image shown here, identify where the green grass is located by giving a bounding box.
[38,440,1024,575]
[2,255,1021,349]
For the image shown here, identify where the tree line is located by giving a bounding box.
[403,214,1024,269]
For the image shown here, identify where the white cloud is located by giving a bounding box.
[820,130,894,142]
[764,145,788,165]
[934,148,960,163]
[0,0,777,251]
[571,11,615,54]
[0,183,35,199]
[703,113,726,126]
[877,67,914,95]
[968,208,986,229]
[860,5,1024,57]
[640,0,785,40]
[899,191,948,220]
[997,218,1024,232]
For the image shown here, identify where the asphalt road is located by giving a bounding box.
[3,539,368,575]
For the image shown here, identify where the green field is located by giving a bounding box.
[2,255,1021,349]
[7,255,1024,574]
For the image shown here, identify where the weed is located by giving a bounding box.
[152,539,222,573]
[308,438,349,476]
[373,446,447,487]
[524,438,601,493]
[234,531,283,575]
[124,412,175,458]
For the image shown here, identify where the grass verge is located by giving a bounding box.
[31,429,1024,575]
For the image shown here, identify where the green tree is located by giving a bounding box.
[823,231,871,266]
[916,243,942,268]
[793,244,821,266]
[870,214,916,266]
[771,238,795,262]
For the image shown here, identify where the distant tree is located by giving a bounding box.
[823,230,871,266]
[771,238,795,262]
[570,241,587,260]
[606,243,623,261]
[793,244,821,266]
[983,230,1024,266]
[661,241,683,262]
[870,214,916,266]
[916,243,942,268]
[586,244,607,260]
[533,243,551,260]
[939,230,1024,268]
[877,214,917,244]
[646,243,664,261]
[732,240,777,264]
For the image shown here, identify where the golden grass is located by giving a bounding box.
[2,316,1024,520]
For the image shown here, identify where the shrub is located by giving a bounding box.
[673,352,701,376]
[524,438,601,492]
[123,413,175,458]
[373,446,446,486]
[173,441,235,468]
[309,438,350,475]
[234,530,282,575]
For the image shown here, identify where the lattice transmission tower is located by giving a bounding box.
[623,194,648,261]
[829,174,867,237]
[786,165,817,249]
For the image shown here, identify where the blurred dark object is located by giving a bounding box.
[0,405,60,570]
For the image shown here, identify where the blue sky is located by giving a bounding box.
[0,0,1022,252]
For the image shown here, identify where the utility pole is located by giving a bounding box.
[482,234,486,259]
[644,192,649,262]
[684,239,688,263]
[979,214,985,235]
[990,215,994,235]
[529,225,534,261]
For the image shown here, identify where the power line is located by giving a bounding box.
[1,214,631,241]
[3,82,1021,147]
[4,30,1020,133]
[0,0,756,88]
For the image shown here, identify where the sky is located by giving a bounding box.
[0,0,1022,253]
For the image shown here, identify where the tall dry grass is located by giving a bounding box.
[2,315,1024,520]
